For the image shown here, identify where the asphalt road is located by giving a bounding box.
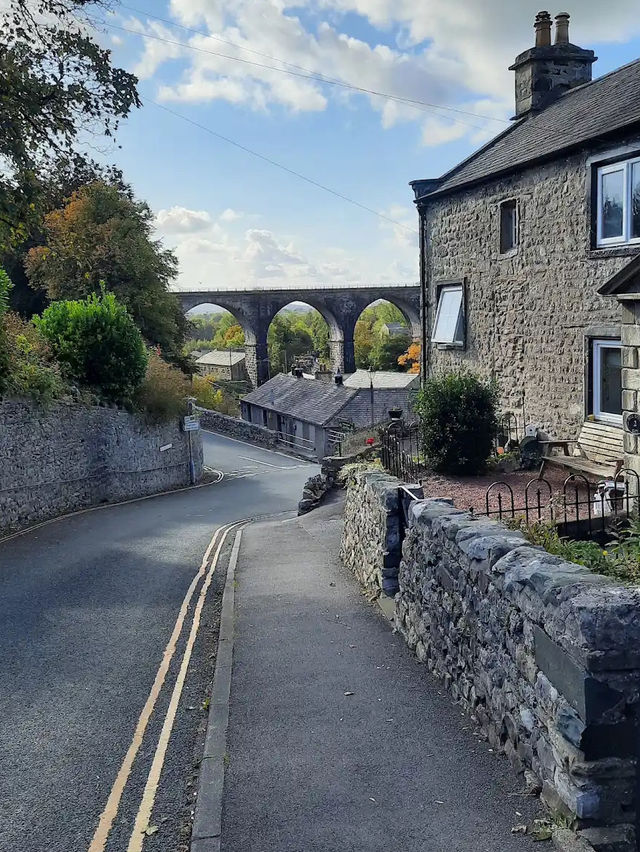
[0,430,316,852]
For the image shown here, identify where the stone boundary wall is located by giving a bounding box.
[342,471,640,850]
[0,399,203,536]
[196,407,278,449]
[340,470,404,597]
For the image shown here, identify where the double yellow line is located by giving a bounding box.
[88,519,248,852]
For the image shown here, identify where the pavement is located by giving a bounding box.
[0,430,316,852]
[219,495,543,852]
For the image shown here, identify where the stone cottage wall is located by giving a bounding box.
[0,399,203,535]
[423,138,640,438]
[342,471,640,848]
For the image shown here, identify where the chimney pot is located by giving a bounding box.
[555,12,570,44]
[534,10,552,47]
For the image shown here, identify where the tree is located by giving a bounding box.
[398,342,421,374]
[354,317,375,368]
[212,313,245,349]
[0,0,139,249]
[370,335,409,371]
[268,313,313,375]
[35,291,148,405]
[25,182,190,369]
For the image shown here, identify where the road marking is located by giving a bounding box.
[126,518,249,852]
[0,472,225,546]
[201,428,315,463]
[87,521,234,852]
[237,454,293,469]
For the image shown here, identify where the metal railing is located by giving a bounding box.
[380,421,428,482]
[481,470,640,540]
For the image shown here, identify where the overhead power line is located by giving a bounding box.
[146,97,419,234]
[100,14,508,128]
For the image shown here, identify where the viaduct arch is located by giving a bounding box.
[177,283,421,387]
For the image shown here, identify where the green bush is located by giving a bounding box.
[0,267,12,395]
[35,291,147,405]
[4,313,67,405]
[413,371,498,474]
[135,350,189,422]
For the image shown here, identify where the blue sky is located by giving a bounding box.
[91,1,640,292]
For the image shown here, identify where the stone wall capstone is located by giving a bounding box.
[0,398,203,535]
[342,471,640,850]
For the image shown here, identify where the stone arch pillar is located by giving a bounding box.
[243,325,269,387]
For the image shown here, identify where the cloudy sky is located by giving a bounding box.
[94,0,640,292]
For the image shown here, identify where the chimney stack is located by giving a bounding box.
[509,10,596,119]
[334,369,343,386]
[555,12,570,44]
[534,11,552,47]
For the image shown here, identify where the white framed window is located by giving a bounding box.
[432,283,464,346]
[596,157,640,246]
[499,199,518,254]
[592,338,622,424]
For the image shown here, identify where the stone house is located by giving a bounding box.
[241,371,417,459]
[411,11,640,449]
[195,349,249,383]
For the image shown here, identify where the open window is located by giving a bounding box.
[499,199,518,254]
[591,338,622,424]
[432,283,465,347]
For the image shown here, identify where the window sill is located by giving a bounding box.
[498,248,518,259]
[590,414,623,427]
[434,342,465,351]
[588,246,640,261]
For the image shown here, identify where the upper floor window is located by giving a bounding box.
[432,283,464,346]
[499,199,518,254]
[597,157,640,246]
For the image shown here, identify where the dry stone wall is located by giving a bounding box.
[196,407,278,449]
[340,470,404,597]
[0,399,203,535]
[342,471,640,850]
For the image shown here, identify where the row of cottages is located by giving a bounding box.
[411,11,640,472]
[241,370,419,459]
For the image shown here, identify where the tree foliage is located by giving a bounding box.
[0,268,13,394]
[26,181,189,368]
[398,342,421,374]
[413,372,498,475]
[35,291,148,404]
[0,0,140,249]
[354,302,408,369]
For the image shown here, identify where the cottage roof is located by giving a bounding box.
[342,369,419,389]
[413,58,640,200]
[196,350,246,366]
[242,373,358,426]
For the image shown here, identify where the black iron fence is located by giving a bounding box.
[380,421,427,482]
[481,470,640,541]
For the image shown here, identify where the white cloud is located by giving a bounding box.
[124,0,640,148]
[219,207,242,221]
[155,203,416,289]
[155,205,213,232]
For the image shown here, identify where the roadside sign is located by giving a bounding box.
[182,415,200,432]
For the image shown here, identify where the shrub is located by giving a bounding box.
[135,351,190,422]
[192,375,240,416]
[35,291,147,405]
[0,267,12,395]
[413,371,498,474]
[4,313,67,405]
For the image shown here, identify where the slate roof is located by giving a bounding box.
[196,350,246,366]
[343,369,420,389]
[415,58,640,199]
[242,373,358,426]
